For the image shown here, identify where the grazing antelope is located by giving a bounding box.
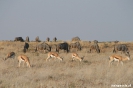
[72,53,84,62]
[46,52,63,62]
[108,54,130,67]
[4,52,15,60]
[18,55,31,68]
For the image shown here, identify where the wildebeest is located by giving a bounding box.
[113,44,130,56]
[93,40,98,43]
[56,42,69,53]
[69,42,81,51]
[14,37,24,42]
[35,42,51,53]
[53,37,57,42]
[46,37,50,42]
[71,36,80,41]
[89,43,100,53]
[114,40,119,43]
[23,42,29,53]
[26,36,29,42]
[35,36,41,42]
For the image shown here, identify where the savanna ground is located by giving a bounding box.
[0,41,133,88]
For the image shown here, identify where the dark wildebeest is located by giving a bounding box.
[26,36,29,42]
[35,36,41,42]
[14,37,24,42]
[35,42,51,53]
[56,42,69,53]
[69,42,81,51]
[46,37,50,42]
[53,37,57,42]
[89,43,100,53]
[113,44,130,56]
[23,42,29,53]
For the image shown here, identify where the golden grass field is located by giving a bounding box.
[0,41,133,88]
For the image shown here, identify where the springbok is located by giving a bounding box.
[108,54,130,67]
[4,52,15,60]
[71,53,84,62]
[18,54,31,68]
[46,52,63,62]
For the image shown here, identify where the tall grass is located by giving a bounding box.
[0,41,133,88]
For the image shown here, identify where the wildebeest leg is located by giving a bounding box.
[56,49,59,53]
[89,49,91,53]
[113,49,116,53]
[23,48,26,53]
[96,48,100,53]
[64,49,65,53]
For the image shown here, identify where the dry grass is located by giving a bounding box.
[0,41,133,88]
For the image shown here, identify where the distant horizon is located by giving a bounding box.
[0,36,132,42]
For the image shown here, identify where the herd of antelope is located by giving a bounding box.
[3,51,130,68]
[3,51,85,68]
[2,39,131,68]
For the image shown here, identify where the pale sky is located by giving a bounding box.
[0,0,133,41]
